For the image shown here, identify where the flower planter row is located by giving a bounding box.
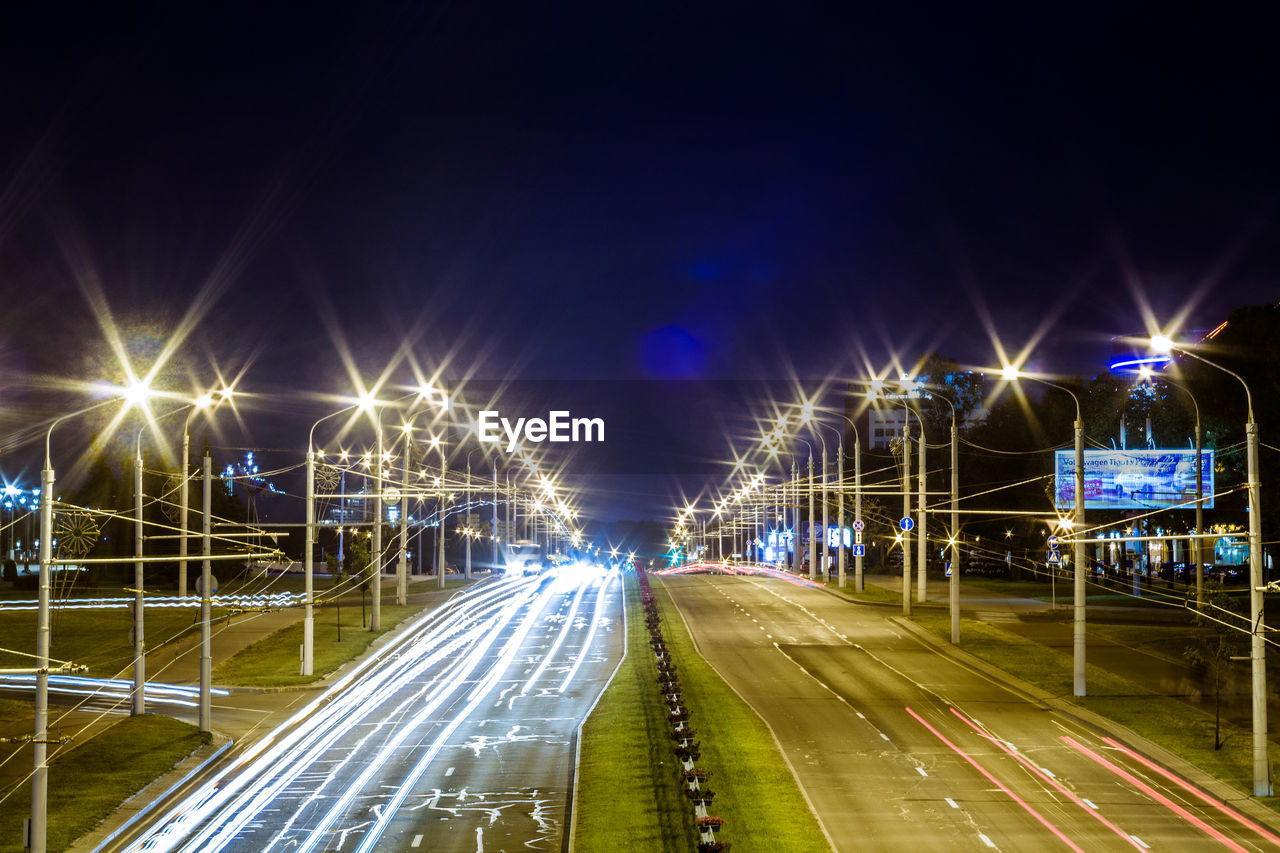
[636,567,730,853]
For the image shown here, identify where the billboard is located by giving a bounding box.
[1054,448,1214,510]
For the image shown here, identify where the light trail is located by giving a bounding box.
[350,579,564,853]
[0,592,305,611]
[906,706,1086,853]
[289,586,553,853]
[520,577,589,695]
[1099,736,1280,846]
[0,674,228,708]
[124,576,536,853]
[1061,735,1251,853]
[122,566,621,853]
[655,561,825,588]
[948,708,1143,850]
[558,569,619,694]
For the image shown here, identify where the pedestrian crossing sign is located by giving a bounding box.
[1047,550,1061,566]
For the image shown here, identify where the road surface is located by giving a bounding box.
[113,567,623,853]
[662,572,1280,852]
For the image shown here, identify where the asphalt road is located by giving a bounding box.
[113,567,623,853]
[661,573,1280,853]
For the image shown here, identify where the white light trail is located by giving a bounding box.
[558,569,618,693]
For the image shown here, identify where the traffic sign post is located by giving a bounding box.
[853,544,865,558]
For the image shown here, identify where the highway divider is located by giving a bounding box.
[637,566,728,853]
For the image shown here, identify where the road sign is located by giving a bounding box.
[1047,550,1061,566]
[853,544,865,557]
[900,516,914,532]
[853,520,865,532]
[383,486,401,504]
[854,531,863,545]
[945,561,952,577]
[1047,535,1060,550]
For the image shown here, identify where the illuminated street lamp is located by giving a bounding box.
[1002,365,1086,697]
[1152,334,1270,796]
[32,391,137,853]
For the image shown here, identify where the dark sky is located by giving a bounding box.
[1,2,1278,519]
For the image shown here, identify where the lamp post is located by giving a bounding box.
[921,388,960,643]
[305,404,359,675]
[199,450,212,733]
[1003,367,1086,697]
[1153,336,1269,796]
[901,419,912,616]
[33,395,128,853]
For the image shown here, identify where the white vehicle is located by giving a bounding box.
[502,540,544,576]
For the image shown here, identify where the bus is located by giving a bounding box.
[502,540,544,576]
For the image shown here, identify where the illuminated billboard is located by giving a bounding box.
[1054,448,1214,510]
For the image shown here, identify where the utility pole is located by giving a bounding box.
[437,456,447,589]
[133,445,145,716]
[837,443,846,587]
[917,418,927,604]
[855,437,864,592]
[902,423,912,617]
[371,423,382,632]
[200,452,212,732]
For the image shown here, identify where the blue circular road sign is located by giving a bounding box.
[900,516,914,532]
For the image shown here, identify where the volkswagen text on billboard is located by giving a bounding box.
[1054,448,1215,510]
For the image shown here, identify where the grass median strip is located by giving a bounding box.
[577,571,829,852]
[0,714,210,853]
[576,572,693,851]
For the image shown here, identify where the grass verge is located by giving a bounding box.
[653,575,827,852]
[212,601,423,686]
[0,608,222,678]
[911,609,1280,811]
[0,715,210,853]
[576,572,693,850]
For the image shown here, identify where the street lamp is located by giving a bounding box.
[1001,365,1087,698]
[32,394,133,853]
[921,387,961,644]
[305,403,361,675]
[1152,334,1270,796]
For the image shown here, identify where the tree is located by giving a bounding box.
[1184,581,1245,750]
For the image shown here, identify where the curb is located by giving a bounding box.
[888,614,1280,829]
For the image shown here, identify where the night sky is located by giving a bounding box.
[1,2,1277,519]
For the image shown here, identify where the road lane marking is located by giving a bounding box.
[445,767,454,776]
[879,733,890,741]
[916,767,928,777]
[1082,799,1097,810]
[907,707,1086,853]
[1100,736,1280,847]
[948,708,1142,850]
[411,834,423,847]
[1061,735,1249,853]
[1129,836,1150,850]
[945,797,959,809]
[978,833,995,848]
